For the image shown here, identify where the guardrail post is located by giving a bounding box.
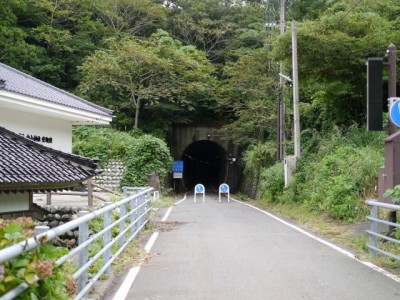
[35,225,49,236]
[370,205,378,258]
[137,195,142,226]
[103,202,112,274]
[78,211,89,293]
[130,196,137,238]
[119,199,126,247]
[123,186,128,198]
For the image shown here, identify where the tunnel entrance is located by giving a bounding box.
[182,140,227,191]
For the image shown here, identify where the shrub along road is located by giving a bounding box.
[121,194,399,299]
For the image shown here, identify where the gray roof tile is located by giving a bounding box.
[0,62,112,117]
[0,126,100,191]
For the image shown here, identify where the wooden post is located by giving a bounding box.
[46,192,51,205]
[87,179,93,207]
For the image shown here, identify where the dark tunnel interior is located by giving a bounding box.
[182,140,227,191]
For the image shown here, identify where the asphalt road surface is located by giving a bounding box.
[125,194,400,300]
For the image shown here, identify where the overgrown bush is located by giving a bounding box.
[73,126,172,189]
[0,217,75,299]
[120,135,172,187]
[72,126,134,165]
[259,162,284,202]
[242,142,277,198]
[256,126,385,222]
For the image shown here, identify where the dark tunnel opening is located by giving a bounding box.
[182,140,227,191]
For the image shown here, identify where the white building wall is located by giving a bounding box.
[0,193,30,212]
[0,108,72,153]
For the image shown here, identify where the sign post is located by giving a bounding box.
[172,161,184,192]
[219,183,230,202]
[194,184,205,203]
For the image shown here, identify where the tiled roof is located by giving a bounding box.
[0,126,100,192]
[0,62,112,117]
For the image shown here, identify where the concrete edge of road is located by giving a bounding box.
[230,197,400,284]
[112,193,186,300]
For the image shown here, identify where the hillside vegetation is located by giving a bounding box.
[1,0,399,221]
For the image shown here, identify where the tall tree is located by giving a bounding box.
[79,30,214,130]
[273,7,399,131]
[218,47,278,146]
[94,0,167,37]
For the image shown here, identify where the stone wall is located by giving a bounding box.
[35,205,94,248]
[93,159,126,191]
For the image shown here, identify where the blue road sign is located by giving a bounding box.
[219,183,229,193]
[172,161,184,173]
[389,98,400,127]
[195,184,204,193]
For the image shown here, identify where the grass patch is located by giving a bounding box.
[112,241,146,275]
[152,196,176,209]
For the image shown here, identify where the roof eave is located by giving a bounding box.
[0,179,91,192]
[0,91,113,125]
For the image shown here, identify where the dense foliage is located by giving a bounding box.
[1,0,400,220]
[259,126,385,221]
[0,217,75,299]
[73,126,172,188]
[120,135,172,187]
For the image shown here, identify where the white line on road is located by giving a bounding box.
[231,197,400,283]
[161,207,172,222]
[112,267,141,300]
[113,204,174,300]
[144,232,159,253]
[174,193,187,206]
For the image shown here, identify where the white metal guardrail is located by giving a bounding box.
[365,200,400,261]
[0,187,153,300]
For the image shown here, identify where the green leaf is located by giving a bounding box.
[24,273,36,285]
[4,275,17,283]
[12,259,30,268]
[4,223,22,234]
[30,292,39,300]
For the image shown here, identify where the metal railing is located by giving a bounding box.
[365,200,400,261]
[0,187,153,300]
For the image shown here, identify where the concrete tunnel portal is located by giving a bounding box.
[169,125,241,193]
[182,140,227,191]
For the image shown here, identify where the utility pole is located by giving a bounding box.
[277,0,286,160]
[387,43,397,229]
[292,21,300,159]
[388,43,397,135]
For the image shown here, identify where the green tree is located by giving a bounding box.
[218,48,278,146]
[79,30,214,130]
[274,9,398,130]
[165,0,265,65]
[94,0,167,37]
[0,0,40,71]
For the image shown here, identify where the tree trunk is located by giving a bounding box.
[134,97,141,129]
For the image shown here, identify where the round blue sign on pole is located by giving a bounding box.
[195,184,204,193]
[389,99,400,127]
[219,183,229,193]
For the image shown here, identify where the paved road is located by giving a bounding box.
[126,194,400,299]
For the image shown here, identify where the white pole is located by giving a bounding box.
[292,21,301,159]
